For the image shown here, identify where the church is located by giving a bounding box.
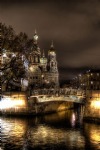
[0,26,59,92]
[26,31,59,90]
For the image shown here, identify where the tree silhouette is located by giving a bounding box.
[0,22,33,91]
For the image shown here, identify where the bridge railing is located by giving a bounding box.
[31,88,86,98]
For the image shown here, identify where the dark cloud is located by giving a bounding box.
[1,0,100,81]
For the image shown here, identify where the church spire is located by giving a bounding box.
[34,29,37,35]
[50,40,55,52]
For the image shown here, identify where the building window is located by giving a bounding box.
[91,81,93,84]
[35,57,38,63]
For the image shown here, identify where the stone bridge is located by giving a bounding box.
[0,89,86,116]
[30,88,86,104]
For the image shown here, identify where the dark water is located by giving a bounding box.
[0,107,100,150]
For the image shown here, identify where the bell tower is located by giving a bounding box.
[48,41,58,73]
[28,30,42,88]
[40,49,47,71]
[47,41,59,87]
[29,30,41,64]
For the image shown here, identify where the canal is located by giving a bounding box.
[0,107,100,150]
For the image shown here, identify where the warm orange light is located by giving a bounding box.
[0,98,26,110]
[91,100,100,109]
[30,66,34,71]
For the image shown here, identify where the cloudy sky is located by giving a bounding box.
[0,0,100,81]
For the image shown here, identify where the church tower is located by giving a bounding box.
[40,49,47,71]
[48,41,58,73]
[47,41,59,87]
[29,30,41,64]
[28,30,42,89]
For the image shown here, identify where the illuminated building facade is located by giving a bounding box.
[0,27,59,92]
[28,31,59,89]
[71,70,100,90]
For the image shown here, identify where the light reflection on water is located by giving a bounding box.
[0,107,100,150]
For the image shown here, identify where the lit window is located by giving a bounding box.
[35,57,38,62]
[91,81,93,84]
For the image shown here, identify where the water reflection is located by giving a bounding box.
[84,123,100,150]
[71,112,76,127]
[0,107,100,150]
[0,118,27,150]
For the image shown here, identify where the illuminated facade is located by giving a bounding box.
[71,70,100,90]
[0,32,59,91]
[0,28,59,92]
[0,29,59,91]
[28,31,59,89]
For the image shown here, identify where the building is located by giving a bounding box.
[27,31,59,89]
[0,29,59,92]
[71,70,100,90]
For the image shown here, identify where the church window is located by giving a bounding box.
[35,57,38,63]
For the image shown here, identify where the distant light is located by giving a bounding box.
[12,53,16,57]
[3,53,7,57]
[79,74,81,77]
[30,66,34,72]
[41,74,44,78]
[45,80,49,83]
[91,81,93,84]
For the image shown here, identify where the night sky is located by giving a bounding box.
[1,0,100,81]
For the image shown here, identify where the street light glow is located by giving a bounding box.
[0,98,26,110]
[91,100,100,109]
